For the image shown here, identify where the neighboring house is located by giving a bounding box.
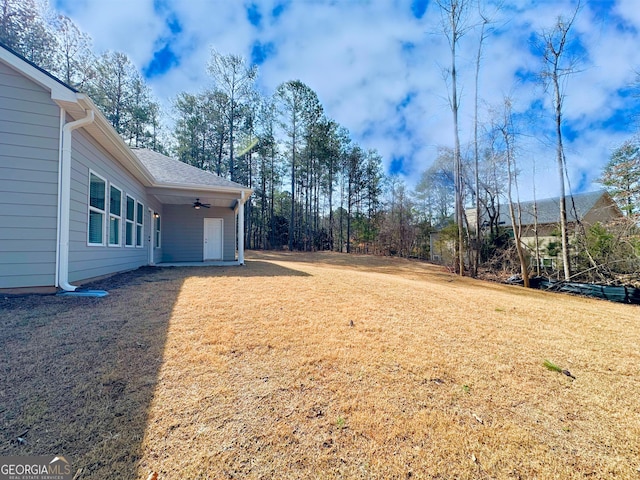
[466,190,623,267]
[0,43,252,293]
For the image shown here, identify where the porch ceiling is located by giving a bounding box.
[150,193,238,209]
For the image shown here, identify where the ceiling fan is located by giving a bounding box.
[192,198,210,209]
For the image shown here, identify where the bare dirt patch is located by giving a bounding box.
[2,252,639,479]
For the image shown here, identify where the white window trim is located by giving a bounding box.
[125,194,136,248]
[154,213,161,248]
[135,200,144,248]
[87,170,107,246]
[108,184,123,247]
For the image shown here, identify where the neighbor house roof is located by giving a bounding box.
[498,190,614,226]
[133,148,248,192]
[466,190,622,230]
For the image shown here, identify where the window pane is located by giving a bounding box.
[89,210,103,244]
[110,187,121,215]
[126,222,134,246]
[109,217,120,245]
[90,174,105,210]
[136,203,143,223]
[155,215,161,247]
[136,225,143,246]
[126,196,135,221]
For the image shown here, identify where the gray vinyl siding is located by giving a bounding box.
[0,60,60,289]
[66,127,163,282]
[162,204,236,262]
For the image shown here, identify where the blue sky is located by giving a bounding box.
[54,0,640,200]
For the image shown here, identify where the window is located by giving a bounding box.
[531,257,555,269]
[88,172,106,245]
[125,195,135,247]
[109,185,122,246]
[154,214,161,248]
[136,201,144,247]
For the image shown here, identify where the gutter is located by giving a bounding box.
[57,109,95,291]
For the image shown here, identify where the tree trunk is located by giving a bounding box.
[452,49,465,276]
[288,109,297,251]
[502,99,529,287]
[555,77,571,280]
[541,5,581,280]
[472,13,488,277]
[328,157,334,251]
[532,162,541,277]
[347,174,352,254]
[229,103,235,181]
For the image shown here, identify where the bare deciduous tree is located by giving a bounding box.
[498,98,530,287]
[52,14,94,89]
[538,2,582,280]
[437,0,472,275]
[471,4,494,277]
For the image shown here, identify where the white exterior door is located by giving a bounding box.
[203,218,223,260]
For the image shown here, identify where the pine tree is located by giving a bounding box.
[600,139,640,217]
[207,51,257,182]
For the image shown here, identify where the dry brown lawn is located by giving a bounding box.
[1,251,639,479]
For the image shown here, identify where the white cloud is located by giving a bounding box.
[615,0,640,27]
[57,0,163,63]
[55,0,640,200]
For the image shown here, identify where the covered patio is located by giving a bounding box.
[134,148,252,266]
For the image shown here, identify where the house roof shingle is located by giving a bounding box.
[468,190,621,229]
[494,190,617,226]
[132,148,249,192]
[502,190,603,225]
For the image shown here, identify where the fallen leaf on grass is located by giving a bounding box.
[543,359,562,373]
[544,359,576,380]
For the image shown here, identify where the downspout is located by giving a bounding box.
[55,109,65,289]
[58,109,95,291]
[237,190,246,265]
